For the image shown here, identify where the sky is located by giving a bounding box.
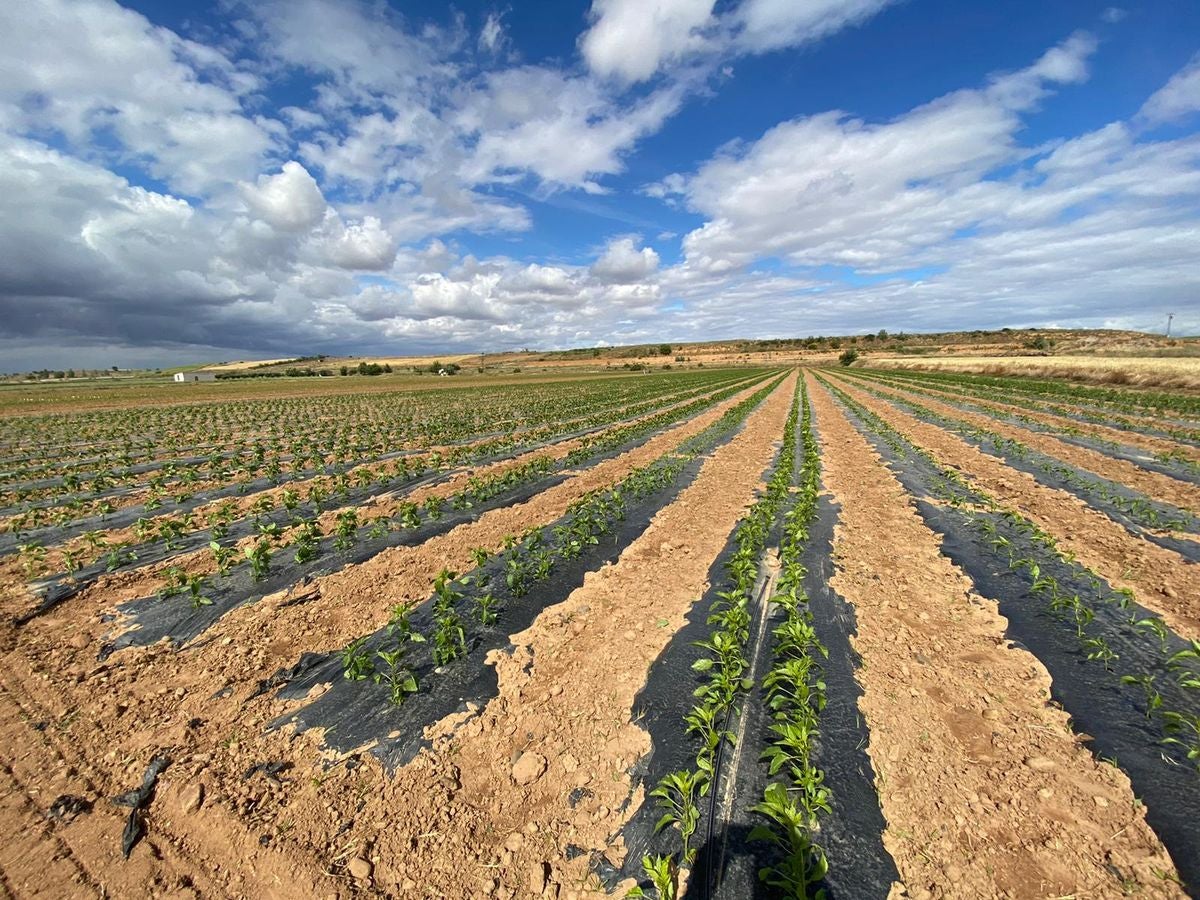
[1,0,1198,370]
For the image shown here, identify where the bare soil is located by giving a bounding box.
[835,372,1200,517]
[828,376,1200,642]
[807,373,1183,899]
[0,376,795,899]
[1,366,1197,900]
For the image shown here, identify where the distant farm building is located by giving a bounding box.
[173,371,217,383]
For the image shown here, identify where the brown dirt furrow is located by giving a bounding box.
[807,373,1183,899]
[0,371,795,900]
[0,642,334,900]
[338,369,799,897]
[0,668,310,900]
[852,372,1200,466]
[0,756,96,898]
[25,372,775,651]
[0,376,757,608]
[831,375,1200,642]
[0,375,781,897]
[833,372,1200,513]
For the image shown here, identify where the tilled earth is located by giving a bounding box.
[0,368,1197,899]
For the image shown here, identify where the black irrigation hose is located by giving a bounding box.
[859,368,1200,446]
[0,373,757,500]
[3,375,755,541]
[1,371,761,535]
[861,365,1200,422]
[701,559,779,897]
[604,376,801,899]
[20,409,678,610]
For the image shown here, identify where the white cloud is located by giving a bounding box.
[455,67,685,190]
[479,12,507,54]
[241,161,327,231]
[591,237,661,283]
[409,272,505,321]
[281,106,326,130]
[2,2,1197,367]
[580,0,717,83]
[673,34,1101,274]
[312,213,397,270]
[636,36,1200,342]
[733,0,895,54]
[246,0,446,106]
[1139,53,1200,125]
[509,264,577,296]
[0,0,275,195]
[578,0,896,83]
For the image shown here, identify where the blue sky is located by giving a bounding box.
[0,0,1198,369]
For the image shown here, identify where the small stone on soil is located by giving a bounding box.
[512,752,547,785]
[180,783,205,814]
[528,862,549,894]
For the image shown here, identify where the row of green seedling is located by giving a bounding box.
[630,379,801,899]
[835,373,1198,533]
[846,369,1200,476]
[819,376,1200,771]
[852,367,1200,439]
[19,372,772,596]
[5,370,758,539]
[749,378,833,899]
[334,380,786,714]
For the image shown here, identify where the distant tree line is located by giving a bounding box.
[217,367,336,379]
[411,361,460,375]
[341,362,395,376]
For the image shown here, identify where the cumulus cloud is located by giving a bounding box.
[241,162,327,231]
[0,0,275,195]
[2,0,1197,368]
[508,264,577,296]
[672,33,1101,274]
[455,67,685,191]
[591,237,661,283]
[643,37,1200,340]
[580,0,717,83]
[243,0,446,106]
[312,214,397,270]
